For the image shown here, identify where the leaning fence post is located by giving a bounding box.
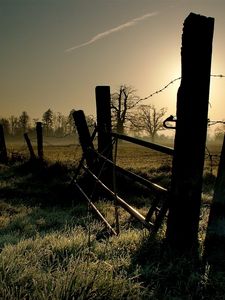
[0,124,8,163]
[36,122,43,160]
[73,110,95,170]
[24,133,36,160]
[166,13,214,253]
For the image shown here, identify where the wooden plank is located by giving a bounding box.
[111,132,174,155]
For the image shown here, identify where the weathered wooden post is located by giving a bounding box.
[204,134,225,270]
[95,86,113,161]
[36,122,43,160]
[73,110,95,170]
[166,13,214,253]
[95,86,113,188]
[0,124,8,163]
[24,133,36,160]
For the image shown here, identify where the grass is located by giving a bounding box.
[0,141,223,299]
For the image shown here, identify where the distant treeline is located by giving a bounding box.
[0,109,95,138]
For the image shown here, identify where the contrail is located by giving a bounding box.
[65,11,158,53]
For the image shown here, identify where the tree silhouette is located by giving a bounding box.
[19,111,30,133]
[42,109,53,136]
[9,115,19,136]
[111,85,140,134]
[132,104,167,142]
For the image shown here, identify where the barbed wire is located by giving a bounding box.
[140,77,181,101]
[211,74,225,78]
[208,120,225,127]
[140,74,225,102]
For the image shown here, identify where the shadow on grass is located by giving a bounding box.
[129,229,225,299]
[0,159,81,207]
[129,235,208,299]
[0,159,93,248]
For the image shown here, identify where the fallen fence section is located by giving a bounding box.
[74,147,168,233]
[82,164,154,230]
[73,107,171,234]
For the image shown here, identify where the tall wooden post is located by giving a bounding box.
[204,134,225,270]
[73,110,95,170]
[36,122,43,160]
[96,86,113,187]
[95,86,113,161]
[166,13,214,253]
[0,124,7,163]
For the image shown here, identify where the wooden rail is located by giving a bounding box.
[111,132,174,156]
[82,164,154,230]
[90,148,168,194]
[74,180,117,236]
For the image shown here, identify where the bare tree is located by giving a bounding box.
[67,109,76,135]
[9,115,19,136]
[111,85,140,134]
[134,104,167,142]
[52,112,68,136]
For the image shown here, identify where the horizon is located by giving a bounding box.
[1,1,225,127]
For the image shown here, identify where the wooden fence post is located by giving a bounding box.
[96,86,113,187]
[24,133,36,160]
[95,86,113,161]
[36,122,43,160]
[73,110,95,170]
[204,134,225,270]
[166,13,214,253]
[0,124,7,163]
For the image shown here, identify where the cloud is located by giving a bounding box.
[65,11,158,53]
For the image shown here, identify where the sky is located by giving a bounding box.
[1,0,225,126]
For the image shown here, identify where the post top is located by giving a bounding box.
[185,12,214,24]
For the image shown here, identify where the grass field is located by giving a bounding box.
[0,139,224,299]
